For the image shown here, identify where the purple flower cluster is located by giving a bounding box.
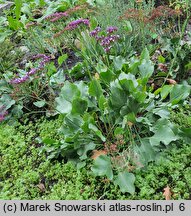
[90,26,120,52]
[106,26,118,34]
[10,54,51,84]
[89,27,101,37]
[100,35,120,47]
[45,12,68,22]
[65,19,89,30]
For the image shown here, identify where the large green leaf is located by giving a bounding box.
[72,98,88,115]
[140,48,150,61]
[55,96,72,114]
[118,73,138,93]
[55,81,82,114]
[89,79,103,100]
[76,81,89,98]
[77,142,96,160]
[64,114,83,133]
[114,171,135,194]
[110,83,127,110]
[0,94,15,110]
[91,155,113,180]
[170,84,191,105]
[96,62,108,73]
[179,128,191,142]
[134,138,157,165]
[113,56,127,71]
[100,69,114,83]
[60,81,81,102]
[161,85,173,100]
[152,107,170,119]
[138,59,154,80]
[150,119,179,146]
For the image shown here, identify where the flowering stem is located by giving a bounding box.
[162,6,191,87]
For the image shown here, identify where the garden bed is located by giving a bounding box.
[0,0,191,200]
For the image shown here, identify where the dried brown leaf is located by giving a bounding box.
[91,150,107,160]
[166,78,177,85]
[163,185,172,200]
[37,183,45,192]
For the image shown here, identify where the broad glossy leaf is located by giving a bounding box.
[140,48,150,61]
[134,138,157,165]
[161,85,173,100]
[96,62,108,73]
[114,171,135,194]
[120,97,140,116]
[110,85,127,110]
[81,113,95,133]
[113,56,127,71]
[49,69,65,86]
[91,155,113,180]
[43,138,56,145]
[153,107,170,119]
[118,73,138,93]
[55,96,72,114]
[100,69,114,83]
[69,62,84,78]
[134,91,147,103]
[0,94,15,110]
[179,128,191,142]
[55,81,81,114]
[150,119,179,146]
[64,114,83,133]
[89,79,103,99]
[72,98,88,115]
[128,57,140,75]
[76,81,89,98]
[77,142,96,160]
[170,84,191,105]
[138,59,154,80]
[61,81,81,102]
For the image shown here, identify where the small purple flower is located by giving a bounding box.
[100,35,120,47]
[104,46,112,53]
[90,26,119,53]
[106,26,118,34]
[10,54,51,85]
[28,68,39,75]
[45,12,68,22]
[90,26,101,37]
[65,19,90,30]
[95,35,105,41]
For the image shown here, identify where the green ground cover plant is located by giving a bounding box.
[0,0,191,199]
[0,118,190,199]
